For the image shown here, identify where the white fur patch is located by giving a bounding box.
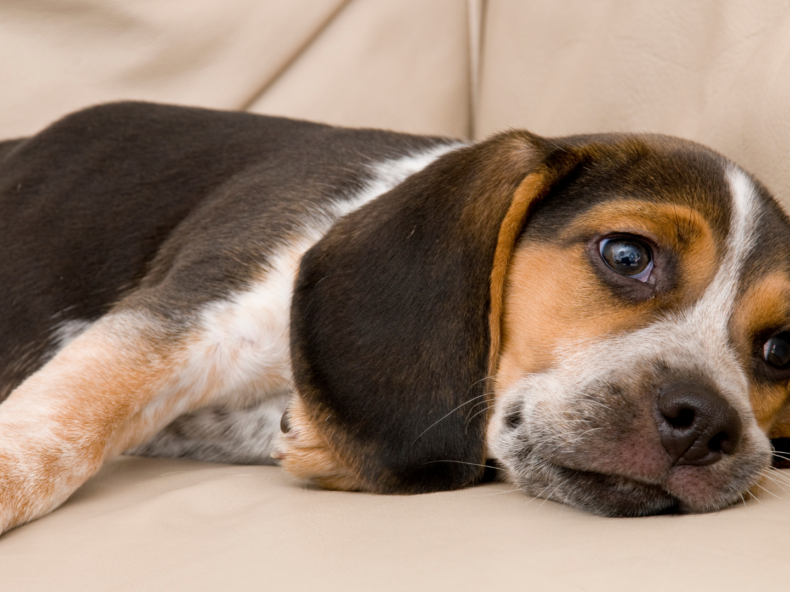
[690,166,761,330]
[135,144,461,461]
[51,319,92,351]
[331,142,463,217]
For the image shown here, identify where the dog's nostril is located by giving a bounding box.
[656,382,742,466]
[708,431,731,453]
[666,407,695,429]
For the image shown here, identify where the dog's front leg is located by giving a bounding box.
[0,310,204,533]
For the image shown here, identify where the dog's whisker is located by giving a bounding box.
[761,468,790,493]
[464,400,491,424]
[473,487,521,498]
[464,399,490,415]
[765,466,790,483]
[465,375,495,395]
[536,481,565,509]
[761,477,790,498]
[412,393,490,443]
[770,471,790,487]
[752,479,787,502]
[464,405,492,428]
[422,459,503,470]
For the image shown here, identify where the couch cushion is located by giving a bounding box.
[0,0,470,139]
[1,456,788,591]
[248,0,471,138]
[477,1,790,211]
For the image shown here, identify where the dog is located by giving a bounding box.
[0,101,789,533]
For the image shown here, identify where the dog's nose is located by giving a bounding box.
[656,383,742,466]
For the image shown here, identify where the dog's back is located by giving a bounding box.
[0,102,449,398]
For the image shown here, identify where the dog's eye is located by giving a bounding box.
[764,334,790,369]
[599,238,653,281]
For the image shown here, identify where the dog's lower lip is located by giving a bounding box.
[529,456,681,516]
[536,448,668,487]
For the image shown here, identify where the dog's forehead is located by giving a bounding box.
[506,134,790,364]
[529,134,738,240]
[527,134,790,291]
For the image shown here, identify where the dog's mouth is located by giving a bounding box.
[488,395,771,516]
[487,353,777,515]
[492,421,773,515]
[510,454,680,517]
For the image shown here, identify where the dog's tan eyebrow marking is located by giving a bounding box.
[731,272,790,430]
[564,200,715,243]
[562,200,720,299]
[495,201,722,392]
[571,200,717,255]
[496,241,661,390]
[732,272,790,348]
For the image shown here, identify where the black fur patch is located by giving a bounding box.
[0,102,448,397]
[289,131,568,493]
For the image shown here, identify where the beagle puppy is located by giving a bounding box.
[0,101,789,532]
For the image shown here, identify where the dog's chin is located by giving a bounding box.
[489,373,773,516]
[492,419,772,516]
[506,454,764,517]
[512,460,679,517]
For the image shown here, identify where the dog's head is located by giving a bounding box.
[279,130,790,516]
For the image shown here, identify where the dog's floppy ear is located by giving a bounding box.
[288,132,580,493]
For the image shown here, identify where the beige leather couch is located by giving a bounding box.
[2,2,790,590]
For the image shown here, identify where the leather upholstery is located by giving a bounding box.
[2,2,789,589]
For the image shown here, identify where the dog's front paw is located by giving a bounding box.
[0,438,94,534]
[0,451,59,533]
[273,397,364,491]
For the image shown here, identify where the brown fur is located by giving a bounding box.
[488,170,551,374]
[731,272,790,432]
[496,200,719,394]
[276,397,363,491]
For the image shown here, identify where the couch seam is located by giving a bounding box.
[239,0,355,112]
